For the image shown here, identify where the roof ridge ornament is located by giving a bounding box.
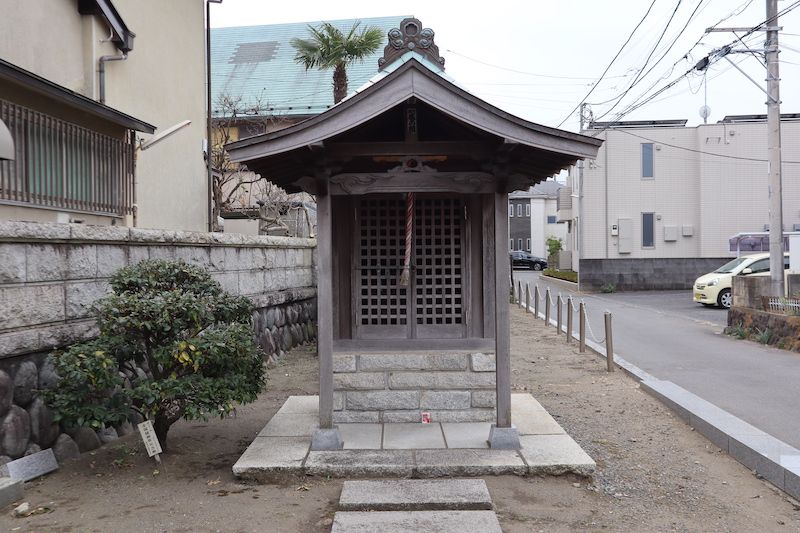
[378,18,444,71]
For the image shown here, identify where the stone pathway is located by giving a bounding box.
[233,394,595,482]
[332,479,502,533]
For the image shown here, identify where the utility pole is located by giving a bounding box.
[700,0,785,297]
[577,104,586,291]
[766,0,784,298]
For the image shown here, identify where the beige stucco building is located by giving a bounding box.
[0,0,208,231]
[560,115,800,290]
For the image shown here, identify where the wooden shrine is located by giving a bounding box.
[226,18,602,449]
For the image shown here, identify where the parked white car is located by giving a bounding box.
[693,252,789,309]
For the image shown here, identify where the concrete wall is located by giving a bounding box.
[0,220,316,463]
[332,352,496,423]
[579,257,729,292]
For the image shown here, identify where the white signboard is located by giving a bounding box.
[137,419,163,457]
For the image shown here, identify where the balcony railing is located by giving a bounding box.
[0,99,134,216]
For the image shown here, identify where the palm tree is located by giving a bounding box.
[290,21,383,104]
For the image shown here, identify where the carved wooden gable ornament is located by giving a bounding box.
[378,18,445,71]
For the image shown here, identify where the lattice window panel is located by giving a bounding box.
[414,197,463,325]
[358,198,408,326]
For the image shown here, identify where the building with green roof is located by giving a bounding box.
[210,16,411,125]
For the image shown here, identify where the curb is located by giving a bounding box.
[528,304,800,501]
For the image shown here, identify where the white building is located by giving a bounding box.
[560,115,800,290]
[509,181,567,260]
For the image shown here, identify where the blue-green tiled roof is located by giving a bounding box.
[211,16,411,118]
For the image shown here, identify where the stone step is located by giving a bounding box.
[339,479,492,511]
[332,510,502,533]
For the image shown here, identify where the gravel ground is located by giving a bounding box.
[1,305,799,532]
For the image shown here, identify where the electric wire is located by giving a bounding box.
[556,0,660,128]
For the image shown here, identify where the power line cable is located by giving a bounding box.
[557,0,660,128]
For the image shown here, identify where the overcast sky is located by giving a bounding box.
[210,0,800,133]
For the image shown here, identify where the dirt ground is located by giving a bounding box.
[2,305,800,532]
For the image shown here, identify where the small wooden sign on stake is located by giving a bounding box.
[137,419,163,463]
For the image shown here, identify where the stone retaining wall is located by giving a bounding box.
[727,307,800,352]
[332,352,497,423]
[0,220,317,464]
[580,257,729,291]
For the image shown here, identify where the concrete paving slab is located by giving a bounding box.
[339,479,492,511]
[383,423,445,449]
[257,413,318,437]
[340,424,383,450]
[332,510,502,533]
[441,422,492,449]
[305,450,415,478]
[0,477,24,508]
[520,434,596,476]
[510,393,547,412]
[415,449,527,477]
[513,410,565,436]
[6,448,58,481]
[232,436,310,483]
[277,395,320,414]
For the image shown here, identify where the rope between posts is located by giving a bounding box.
[584,310,607,344]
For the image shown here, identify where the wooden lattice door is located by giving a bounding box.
[354,194,466,339]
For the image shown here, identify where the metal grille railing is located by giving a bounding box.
[0,99,134,215]
[766,297,800,315]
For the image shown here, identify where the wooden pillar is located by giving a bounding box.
[493,186,512,429]
[316,190,334,429]
[311,176,341,450]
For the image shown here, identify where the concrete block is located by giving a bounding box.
[334,373,386,391]
[238,271,265,296]
[147,246,177,261]
[311,427,343,451]
[275,396,318,415]
[388,372,495,390]
[470,353,496,372]
[488,424,520,450]
[0,220,71,240]
[96,245,129,278]
[65,281,110,320]
[519,434,596,477]
[0,331,40,358]
[232,436,310,483]
[0,477,24,508]
[0,285,65,329]
[0,243,26,283]
[305,450,414,478]
[128,245,150,265]
[415,449,527,477]
[383,423,445,449]
[333,355,357,373]
[785,466,800,501]
[340,424,383,450]
[420,391,471,410]
[728,434,800,490]
[471,390,496,408]
[5,448,58,481]
[69,224,130,243]
[359,354,468,372]
[333,411,381,423]
[26,244,68,282]
[347,391,419,411]
[332,510,502,533]
[339,479,492,511]
[427,410,496,423]
[333,393,344,411]
[66,245,97,279]
[382,411,425,423]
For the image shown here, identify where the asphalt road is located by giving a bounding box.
[513,270,800,450]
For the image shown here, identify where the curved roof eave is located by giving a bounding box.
[227,59,601,164]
